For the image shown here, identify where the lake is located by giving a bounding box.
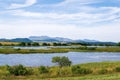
[0,52,120,66]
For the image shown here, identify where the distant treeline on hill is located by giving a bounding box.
[0,36,119,46]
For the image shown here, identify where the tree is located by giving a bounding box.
[0,43,2,46]
[26,42,31,46]
[32,42,39,46]
[39,66,49,74]
[52,56,72,67]
[7,64,33,76]
[53,43,58,46]
[117,42,120,46]
[19,42,26,46]
[42,43,50,46]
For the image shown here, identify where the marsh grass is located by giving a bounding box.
[0,61,120,79]
[0,48,69,54]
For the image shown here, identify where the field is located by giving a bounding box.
[0,61,120,80]
[0,48,69,54]
[1,73,120,80]
[0,47,120,54]
[0,42,19,46]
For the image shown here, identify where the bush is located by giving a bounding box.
[7,64,33,76]
[0,43,2,46]
[49,67,60,77]
[86,47,96,50]
[71,65,92,74]
[39,66,49,74]
[98,69,108,74]
[115,67,120,72]
[52,56,72,67]
[60,67,72,76]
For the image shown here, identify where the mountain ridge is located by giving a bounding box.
[0,36,117,45]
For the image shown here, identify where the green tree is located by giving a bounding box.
[42,43,48,46]
[39,66,49,74]
[117,42,120,46]
[26,42,31,46]
[71,65,92,74]
[7,64,33,76]
[53,43,58,46]
[52,56,72,67]
[0,43,2,46]
[32,42,39,46]
[19,42,26,46]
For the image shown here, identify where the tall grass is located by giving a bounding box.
[0,61,120,79]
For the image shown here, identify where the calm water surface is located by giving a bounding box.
[0,52,120,66]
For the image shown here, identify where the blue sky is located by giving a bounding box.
[0,0,120,42]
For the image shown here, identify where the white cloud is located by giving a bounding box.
[8,6,120,24]
[0,0,120,42]
[57,0,101,6]
[8,0,37,9]
[0,20,120,42]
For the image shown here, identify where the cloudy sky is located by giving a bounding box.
[0,0,120,42]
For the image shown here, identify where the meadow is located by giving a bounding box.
[0,47,120,54]
[0,61,120,79]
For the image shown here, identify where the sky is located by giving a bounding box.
[0,0,120,42]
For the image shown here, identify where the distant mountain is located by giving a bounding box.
[74,39,100,43]
[0,36,117,45]
[29,36,100,43]
[0,39,10,42]
[29,36,73,42]
[54,37,73,42]
[10,38,32,42]
[28,36,117,45]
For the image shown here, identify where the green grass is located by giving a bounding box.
[0,61,120,79]
[70,47,120,52]
[0,47,120,54]
[0,48,69,54]
[29,74,120,80]
[2,73,120,80]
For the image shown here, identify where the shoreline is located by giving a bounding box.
[0,47,120,54]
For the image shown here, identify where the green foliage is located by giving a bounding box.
[53,43,68,46]
[71,65,92,74]
[32,42,39,46]
[2,61,120,79]
[52,56,72,67]
[19,42,26,46]
[7,64,33,76]
[39,66,49,74]
[0,43,2,46]
[26,42,31,46]
[98,69,108,74]
[60,67,72,76]
[115,67,120,72]
[42,43,50,46]
[117,42,120,46]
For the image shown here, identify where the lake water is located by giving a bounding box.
[0,52,120,66]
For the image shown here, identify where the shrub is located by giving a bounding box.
[60,67,72,76]
[7,64,33,76]
[0,43,2,46]
[49,67,60,77]
[115,67,120,72]
[52,56,72,67]
[39,66,49,74]
[98,69,108,74]
[71,65,92,74]
[86,47,96,50]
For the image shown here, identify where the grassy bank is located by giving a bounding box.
[70,47,120,52]
[2,73,120,80]
[0,48,69,54]
[0,47,120,54]
[0,61,120,79]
